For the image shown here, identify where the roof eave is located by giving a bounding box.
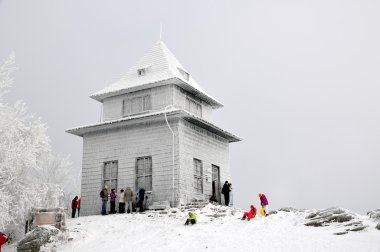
[89,78,223,109]
[66,109,241,142]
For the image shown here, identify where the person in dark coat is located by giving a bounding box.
[71,196,78,218]
[100,185,109,215]
[221,181,231,206]
[138,188,145,212]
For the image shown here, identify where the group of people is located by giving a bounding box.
[71,196,81,218]
[185,192,269,226]
[100,186,146,215]
[241,193,269,221]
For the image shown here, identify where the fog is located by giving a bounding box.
[1,0,379,213]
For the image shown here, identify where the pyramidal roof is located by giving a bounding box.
[90,41,223,108]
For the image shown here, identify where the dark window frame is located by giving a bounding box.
[136,156,153,191]
[193,158,203,194]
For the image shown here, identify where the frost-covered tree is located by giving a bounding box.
[0,52,68,239]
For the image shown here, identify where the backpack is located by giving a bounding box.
[100,190,104,198]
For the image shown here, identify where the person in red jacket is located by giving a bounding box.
[0,231,8,252]
[77,197,81,217]
[241,205,257,221]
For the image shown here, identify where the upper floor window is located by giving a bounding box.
[177,67,190,81]
[123,95,152,115]
[137,66,151,77]
[186,98,202,117]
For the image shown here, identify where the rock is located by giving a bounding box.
[367,209,380,221]
[304,207,368,234]
[334,231,348,235]
[17,226,59,252]
[278,207,294,212]
[348,225,368,232]
[306,212,317,219]
[268,210,277,216]
[376,223,380,231]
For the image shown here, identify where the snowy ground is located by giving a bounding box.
[4,205,380,252]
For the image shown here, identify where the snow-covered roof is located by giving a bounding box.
[66,109,241,142]
[90,41,223,109]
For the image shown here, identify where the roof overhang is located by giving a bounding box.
[66,109,241,143]
[90,78,223,109]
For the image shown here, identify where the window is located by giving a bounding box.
[123,95,152,115]
[136,156,152,191]
[137,68,146,76]
[193,159,203,194]
[186,98,202,117]
[177,67,190,81]
[103,161,118,190]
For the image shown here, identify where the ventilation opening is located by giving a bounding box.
[177,67,190,81]
[137,68,146,76]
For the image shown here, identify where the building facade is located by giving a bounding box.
[67,41,241,216]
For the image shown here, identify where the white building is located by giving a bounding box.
[67,41,241,216]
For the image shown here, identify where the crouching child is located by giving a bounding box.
[241,205,257,221]
[185,212,197,225]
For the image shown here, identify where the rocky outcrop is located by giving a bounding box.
[304,207,368,235]
[278,207,306,213]
[367,209,380,231]
[17,226,59,252]
[367,209,380,221]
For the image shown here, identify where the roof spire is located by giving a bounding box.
[159,22,163,41]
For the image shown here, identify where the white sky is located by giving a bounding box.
[1,0,379,213]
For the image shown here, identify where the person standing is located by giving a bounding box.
[125,187,134,213]
[259,193,269,216]
[138,188,145,212]
[71,196,78,218]
[221,181,231,206]
[0,231,8,252]
[110,189,117,214]
[100,185,109,215]
[77,197,81,217]
[118,189,126,213]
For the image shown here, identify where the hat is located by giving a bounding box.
[250,205,255,209]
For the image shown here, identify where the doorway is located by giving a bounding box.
[211,165,221,204]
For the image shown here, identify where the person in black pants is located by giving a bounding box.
[138,188,145,212]
[221,181,230,206]
[71,196,78,218]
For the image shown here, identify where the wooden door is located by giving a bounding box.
[212,165,221,203]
